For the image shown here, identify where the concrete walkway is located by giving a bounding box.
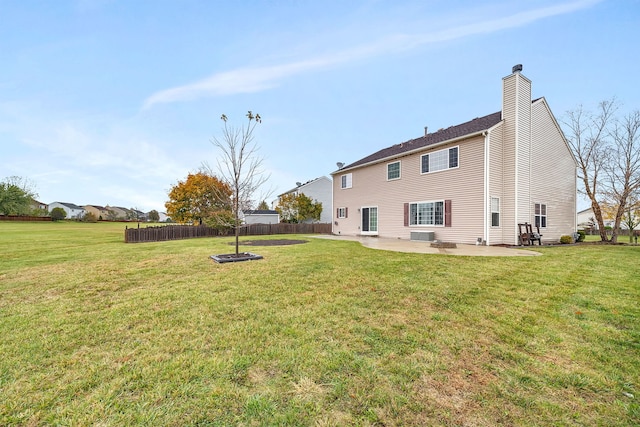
[312,235,542,257]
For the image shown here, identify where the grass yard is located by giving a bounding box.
[0,222,638,426]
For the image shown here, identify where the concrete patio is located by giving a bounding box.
[312,235,542,257]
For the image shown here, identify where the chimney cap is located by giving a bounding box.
[512,64,523,73]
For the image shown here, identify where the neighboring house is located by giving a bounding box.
[577,207,601,230]
[331,65,577,245]
[130,209,147,221]
[84,205,113,220]
[578,207,639,230]
[30,199,48,213]
[106,206,130,220]
[48,202,86,219]
[158,212,171,222]
[242,209,280,225]
[278,176,333,223]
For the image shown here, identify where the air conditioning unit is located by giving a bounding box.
[410,231,435,242]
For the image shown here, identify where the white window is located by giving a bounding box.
[535,203,547,228]
[491,197,500,227]
[387,161,400,180]
[409,201,444,226]
[341,173,352,189]
[421,146,459,174]
[337,207,347,218]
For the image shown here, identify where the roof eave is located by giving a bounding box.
[331,129,488,175]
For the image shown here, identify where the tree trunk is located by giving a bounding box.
[591,200,609,242]
[234,194,240,256]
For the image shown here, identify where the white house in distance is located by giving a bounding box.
[278,176,333,223]
[48,202,86,219]
[241,209,280,225]
[331,65,577,245]
[578,207,639,231]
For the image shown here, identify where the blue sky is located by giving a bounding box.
[1,0,638,212]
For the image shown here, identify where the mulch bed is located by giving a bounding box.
[229,239,308,246]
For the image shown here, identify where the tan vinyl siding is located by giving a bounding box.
[530,99,576,240]
[515,75,532,225]
[487,123,505,244]
[333,136,486,244]
[501,74,518,244]
[501,72,533,245]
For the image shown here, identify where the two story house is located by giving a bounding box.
[332,65,577,245]
[48,202,86,219]
[278,176,333,223]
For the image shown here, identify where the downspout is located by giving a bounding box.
[574,166,578,232]
[483,130,489,245]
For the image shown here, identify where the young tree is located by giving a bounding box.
[257,200,270,210]
[206,111,271,256]
[0,176,38,215]
[165,171,232,225]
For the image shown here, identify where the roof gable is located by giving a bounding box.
[337,111,502,172]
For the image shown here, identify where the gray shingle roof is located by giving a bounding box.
[243,210,279,215]
[339,111,502,171]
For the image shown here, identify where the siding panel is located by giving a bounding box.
[530,100,576,240]
[333,136,486,244]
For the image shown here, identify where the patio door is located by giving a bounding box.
[361,206,378,235]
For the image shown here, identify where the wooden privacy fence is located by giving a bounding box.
[0,215,52,222]
[124,223,332,243]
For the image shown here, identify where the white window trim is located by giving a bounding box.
[361,205,378,235]
[420,146,460,175]
[491,197,500,228]
[337,207,346,218]
[387,160,401,181]
[409,200,445,227]
[340,173,352,189]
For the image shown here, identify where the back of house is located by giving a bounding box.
[332,65,576,245]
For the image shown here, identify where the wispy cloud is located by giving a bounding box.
[142,0,600,109]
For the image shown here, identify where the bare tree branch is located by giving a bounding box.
[563,99,617,241]
[206,112,272,256]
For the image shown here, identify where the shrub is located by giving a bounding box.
[50,207,67,221]
[82,212,98,223]
[577,229,586,242]
[560,235,573,244]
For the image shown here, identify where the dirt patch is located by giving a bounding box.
[231,239,308,246]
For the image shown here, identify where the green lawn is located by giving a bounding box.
[1,221,638,426]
